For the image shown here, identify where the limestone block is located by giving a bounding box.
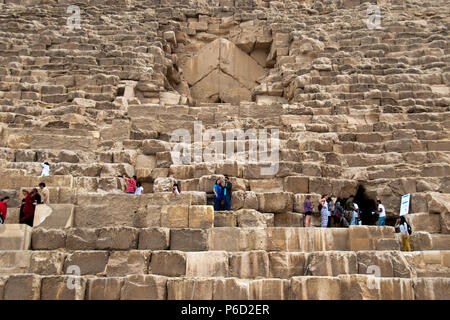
[153,177,177,192]
[149,251,186,277]
[189,205,214,228]
[138,228,170,250]
[63,251,108,276]
[213,278,250,300]
[41,276,87,300]
[0,251,32,275]
[170,229,209,251]
[142,139,171,155]
[30,251,66,275]
[229,251,269,278]
[239,228,268,251]
[357,251,415,278]
[290,276,341,300]
[185,252,229,277]
[209,227,241,251]
[284,176,309,194]
[409,231,433,251]
[269,252,307,278]
[249,279,290,300]
[4,274,41,300]
[86,277,123,300]
[161,205,189,228]
[257,192,294,213]
[349,226,395,251]
[66,228,97,250]
[274,212,304,227]
[32,228,66,250]
[375,238,401,251]
[249,179,284,192]
[414,278,450,300]
[236,209,267,227]
[33,204,74,229]
[307,252,358,276]
[214,211,237,227]
[96,227,139,250]
[106,251,151,277]
[167,278,214,300]
[0,224,32,250]
[120,275,167,300]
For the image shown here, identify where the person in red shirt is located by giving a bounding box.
[0,196,10,224]
[20,190,35,227]
[125,175,137,194]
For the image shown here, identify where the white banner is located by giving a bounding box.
[400,194,410,216]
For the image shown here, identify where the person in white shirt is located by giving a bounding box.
[40,162,50,176]
[351,202,359,225]
[376,200,386,226]
[395,216,411,251]
[319,195,329,228]
[134,182,143,195]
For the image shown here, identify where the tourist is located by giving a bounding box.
[213,179,223,211]
[303,195,313,227]
[223,176,232,211]
[327,197,334,227]
[125,175,137,194]
[0,196,10,224]
[377,200,386,226]
[395,216,411,252]
[319,194,329,228]
[135,182,144,195]
[20,190,35,227]
[351,202,360,225]
[32,188,41,206]
[39,182,50,204]
[344,195,355,225]
[172,183,181,194]
[40,162,50,176]
[334,198,348,227]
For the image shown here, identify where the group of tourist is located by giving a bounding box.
[124,175,144,195]
[0,182,50,227]
[213,177,232,211]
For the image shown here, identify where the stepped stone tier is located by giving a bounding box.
[0,0,449,300]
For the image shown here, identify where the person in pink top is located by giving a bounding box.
[125,175,137,194]
[0,196,10,224]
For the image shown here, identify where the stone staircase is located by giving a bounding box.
[0,0,449,300]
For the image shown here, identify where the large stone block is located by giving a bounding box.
[236,209,267,227]
[249,279,290,300]
[213,278,250,300]
[63,251,109,276]
[257,192,294,213]
[161,205,189,228]
[41,276,87,300]
[214,211,237,227]
[167,278,215,300]
[209,228,241,251]
[96,227,139,250]
[86,277,123,300]
[170,229,210,251]
[349,226,395,251]
[189,205,214,228]
[185,252,229,277]
[269,252,307,278]
[106,251,151,277]
[229,251,269,278]
[120,275,167,300]
[66,228,97,250]
[31,228,66,250]
[306,252,358,276]
[290,276,341,300]
[30,251,66,275]
[0,251,32,275]
[149,251,186,277]
[4,274,41,300]
[33,204,74,229]
[357,251,415,278]
[138,228,170,250]
[284,176,309,194]
[0,224,32,250]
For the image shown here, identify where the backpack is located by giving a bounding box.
[406,222,412,235]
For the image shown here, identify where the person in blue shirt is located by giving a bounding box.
[213,179,223,211]
[223,176,232,211]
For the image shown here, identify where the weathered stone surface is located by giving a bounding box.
[0,224,32,250]
[229,251,269,278]
[96,227,139,250]
[138,228,170,250]
[120,275,167,300]
[4,274,41,300]
[106,251,151,277]
[170,229,209,251]
[269,252,307,278]
[63,251,108,276]
[167,278,214,300]
[189,205,214,228]
[149,251,186,277]
[290,276,340,300]
[257,192,294,213]
[41,276,87,300]
[414,278,450,300]
[185,252,229,277]
[249,279,290,300]
[307,251,358,276]
[86,277,123,300]
[161,205,189,228]
[213,278,250,300]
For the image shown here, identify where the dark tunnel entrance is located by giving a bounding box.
[353,185,377,226]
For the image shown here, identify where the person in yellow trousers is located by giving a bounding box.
[395,216,411,251]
